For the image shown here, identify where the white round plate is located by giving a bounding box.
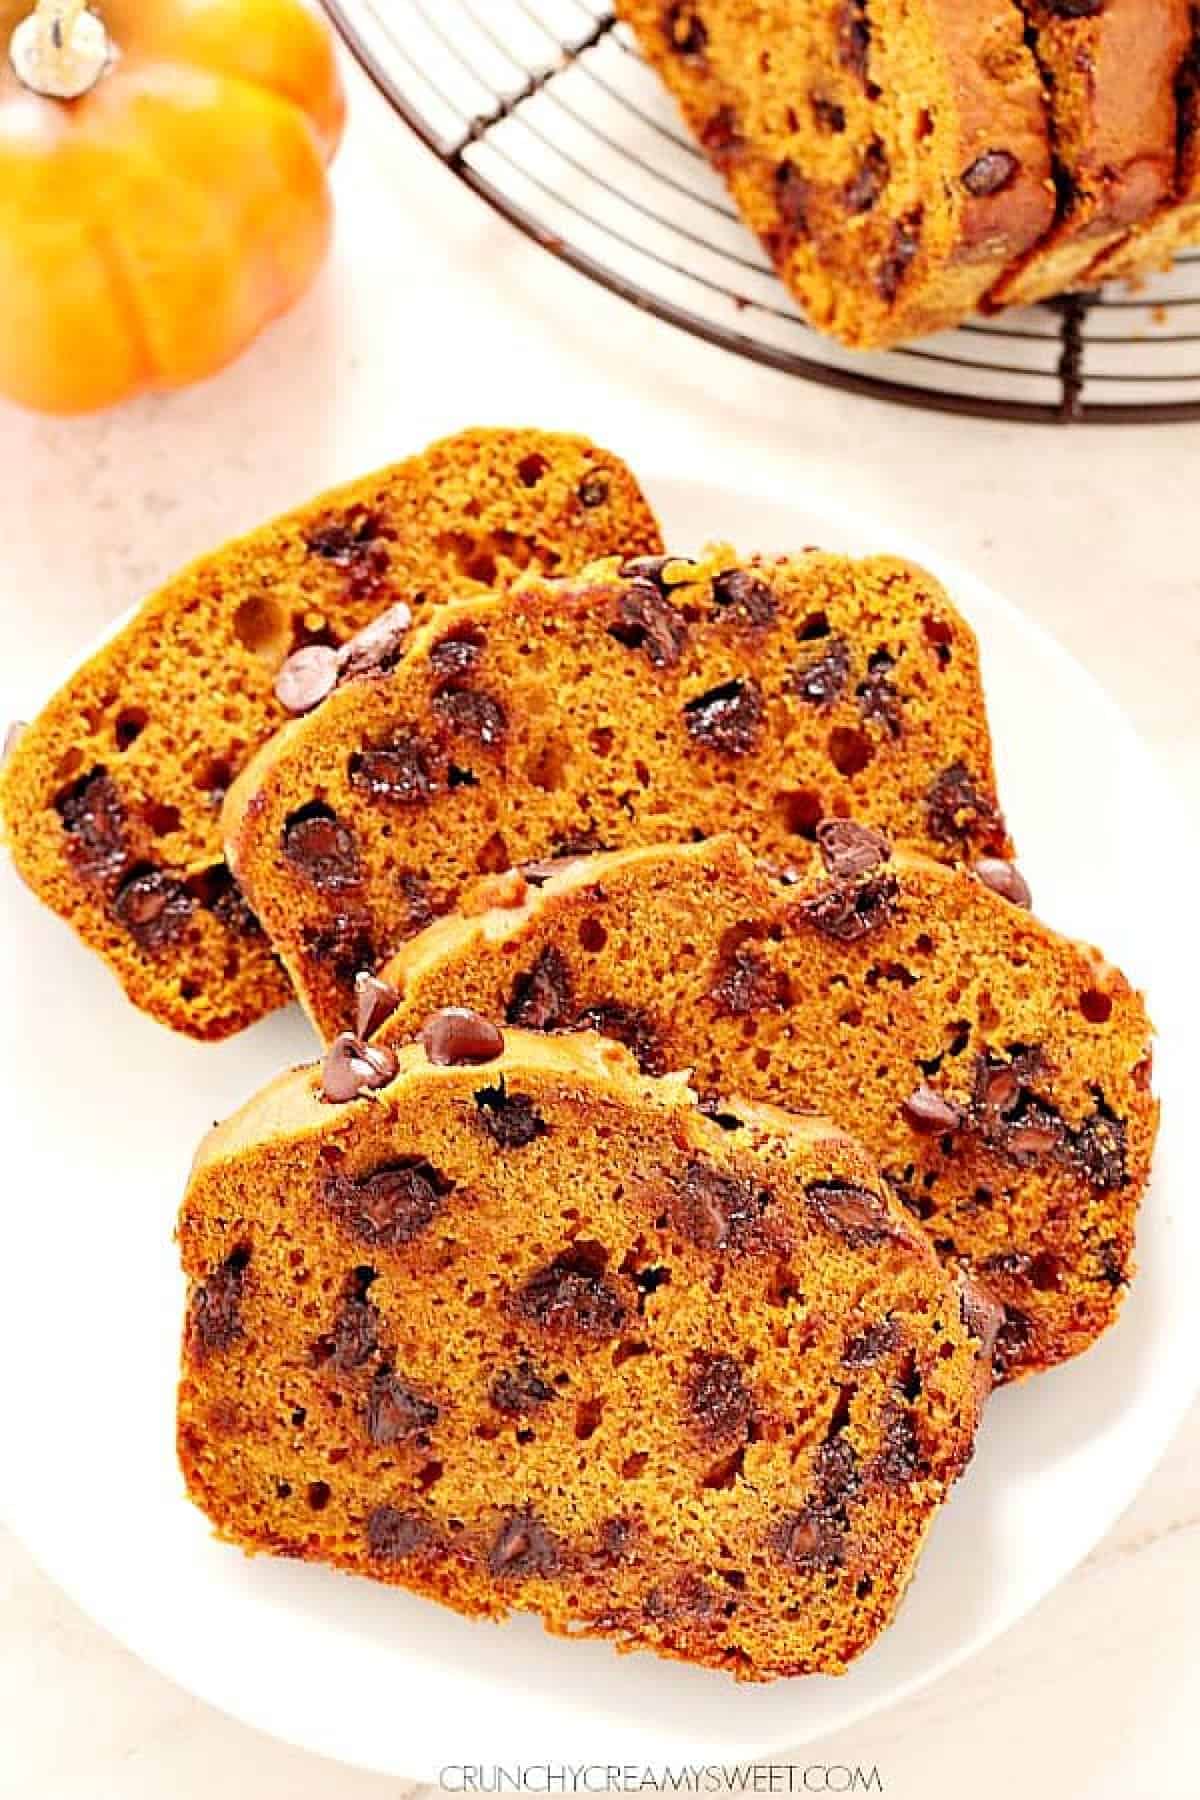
[2,474,1197,1779]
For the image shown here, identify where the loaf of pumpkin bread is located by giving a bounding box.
[178,1019,997,1678]
[0,429,661,1039]
[373,832,1156,1382]
[222,548,1012,1038]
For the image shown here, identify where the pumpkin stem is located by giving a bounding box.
[10,0,110,99]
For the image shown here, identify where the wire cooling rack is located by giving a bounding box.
[325,0,1200,424]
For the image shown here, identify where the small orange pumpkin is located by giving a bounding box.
[0,0,345,413]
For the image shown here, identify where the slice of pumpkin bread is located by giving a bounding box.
[178,1020,996,1678]
[0,428,661,1040]
[223,549,1011,1038]
[373,834,1156,1381]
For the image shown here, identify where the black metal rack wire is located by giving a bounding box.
[325,0,1200,424]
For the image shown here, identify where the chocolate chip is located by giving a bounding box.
[815,1434,860,1507]
[322,1158,450,1247]
[192,864,264,939]
[321,1033,397,1103]
[663,2,707,57]
[772,1507,844,1571]
[1046,0,1104,17]
[337,603,412,682]
[798,868,899,941]
[805,1178,899,1248]
[873,1409,922,1486]
[710,568,778,628]
[1069,1103,1128,1190]
[816,819,891,879]
[969,1050,1067,1164]
[958,1279,1003,1362]
[811,94,846,133]
[699,104,742,164]
[113,865,194,952]
[54,767,127,878]
[488,1510,561,1579]
[877,212,922,304]
[314,1271,381,1371]
[305,511,390,600]
[708,939,787,1017]
[926,763,1003,851]
[1097,1239,1127,1289]
[963,150,1020,197]
[843,1318,902,1367]
[856,649,903,736]
[474,1078,548,1148]
[302,912,377,999]
[573,1002,664,1074]
[773,160,812,235]
[794,636,850,707]
[992,1305,1033,1378]
[507,946,573,1029]
[349,735,437,805]
[974,859,1032,909]
[432,686,506,747]
[367,1505,432,1560]
[687,1353,753,1443]
[609,581,689,669]
[282,802,361,890]
[429,631,484,679]
[901,1086,964,1135]
[683,678,764,756]
[421,1006,504,1066]
[355,971,400,1038]
[577,472,611,508]
[844,140,889,213]
[490,1360,555,1416]
[837,0,870,81]
[187,1248,249,1363]
[366,1369,439,1445]
[274,644,339,714]
[671,1160,770,1252]
[513,1248,626,1337]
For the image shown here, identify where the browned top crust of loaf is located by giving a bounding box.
[177,1026,996,1679]
[0,429,661,1040]
[615,0,1055,348]
[375,835,1157,1381]
[222,548,1012,1038]
[990,1,1193,308]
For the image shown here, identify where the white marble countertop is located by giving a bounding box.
[2,54,1199,1800]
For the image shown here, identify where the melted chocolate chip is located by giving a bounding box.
[772,1507,845,1572]
[856,649,903,736]
[815,818,891,879]
[844,140,889,213]
[671,1160,770,1252]
[193,864,264,939]
[710,568,778,628]
[507,946,573,1029]
[274,644,339,714]
[799,868,899,942]
[608,581,689,669]
[963,150,1020,197]
[837,0,871,82]
[367,1505,432,1560]
[513,1249,627,1338]
[321,1033,397,1103]
[794,636,850,707]
[901,1085,964,1135]
[490,1360,555,1416]
[573,1002,664,1074]
[577,472,611,508]
[842,1318,902,1367]
[302,912,377,999]
[322,1159,450,1247]
[1069,1103,1128,1190]
[683,678,764,755]
[873,1409,922,1486]
[54,767,127,878]
[282,802,361,890]
[355,971,400,1038]
[474,1077,548,1148]
[926,763,1003,851]
[699,105,742,165]
[663,1,707,57]
[992,1305,1033,1378]
[806,1178,899,1247]
[187,1248,249,1363]
[113,865,195,951]
[774,160,812,235]
[877,212,922,304]
[305,511,391,600]
[488,1510,561,1579]
[432,686,506,748]
[421,1007,504,1066]
[337,603,412,682]
[315,1272,381,1371]
[815,1434,860,1507]
[708,939,787,1017]
[349,736,437,805]
[429,632,484,681]
[366,1369,440,1445]
[958,1279,1004,1363]
[974,858,1033,909]
[687,1353,753,1443]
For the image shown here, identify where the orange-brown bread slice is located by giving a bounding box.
[178,1023,996,1678]
[375,835,1156,1380]
[0,429,661,1040]
[615,0,1054,347]
[989,2,1192,308]
[223,549,1012,1038]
